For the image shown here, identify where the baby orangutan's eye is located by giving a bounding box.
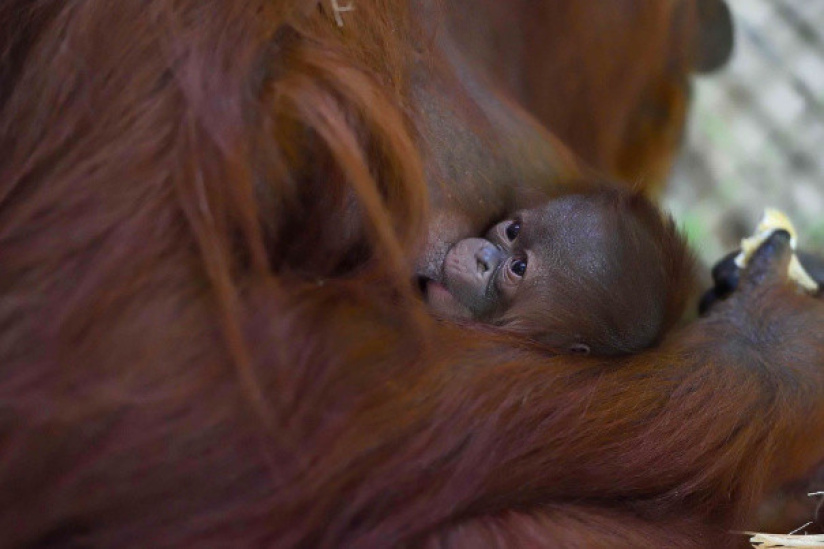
[505,221,520,241]
[510,258,527,277]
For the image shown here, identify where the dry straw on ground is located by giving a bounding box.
[748,533,824,547]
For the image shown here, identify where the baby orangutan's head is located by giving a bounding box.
[426,192,696,355]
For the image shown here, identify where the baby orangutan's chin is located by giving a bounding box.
[424,280,475,320]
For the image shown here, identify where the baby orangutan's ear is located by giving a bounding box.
[569,343,591,355]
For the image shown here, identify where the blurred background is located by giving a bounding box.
[665,0,824,264]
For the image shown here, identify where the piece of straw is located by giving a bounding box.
[748,532,824,547]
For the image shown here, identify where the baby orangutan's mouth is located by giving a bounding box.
[418,276,474,320]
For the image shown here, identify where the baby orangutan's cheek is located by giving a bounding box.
[425,280,474,320]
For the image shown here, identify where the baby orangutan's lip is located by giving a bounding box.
[424,279,474,320]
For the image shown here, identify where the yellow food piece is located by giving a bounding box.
[734,208,818,293]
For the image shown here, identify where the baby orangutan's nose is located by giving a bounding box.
[475,243,503,275]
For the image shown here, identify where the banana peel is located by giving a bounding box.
[734,208,819,293]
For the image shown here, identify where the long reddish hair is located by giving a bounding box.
[0,2,437,544]
[2,2,791,548]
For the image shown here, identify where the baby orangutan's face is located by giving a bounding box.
[425,195,613,324]
[426,220,529,321]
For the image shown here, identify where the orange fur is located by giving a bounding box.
[1,2,819,548]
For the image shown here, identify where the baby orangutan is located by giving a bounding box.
[425,191,697,355]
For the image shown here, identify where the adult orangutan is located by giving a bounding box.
[3,1,824,549]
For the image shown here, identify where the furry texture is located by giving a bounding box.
[2,1,823,548]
